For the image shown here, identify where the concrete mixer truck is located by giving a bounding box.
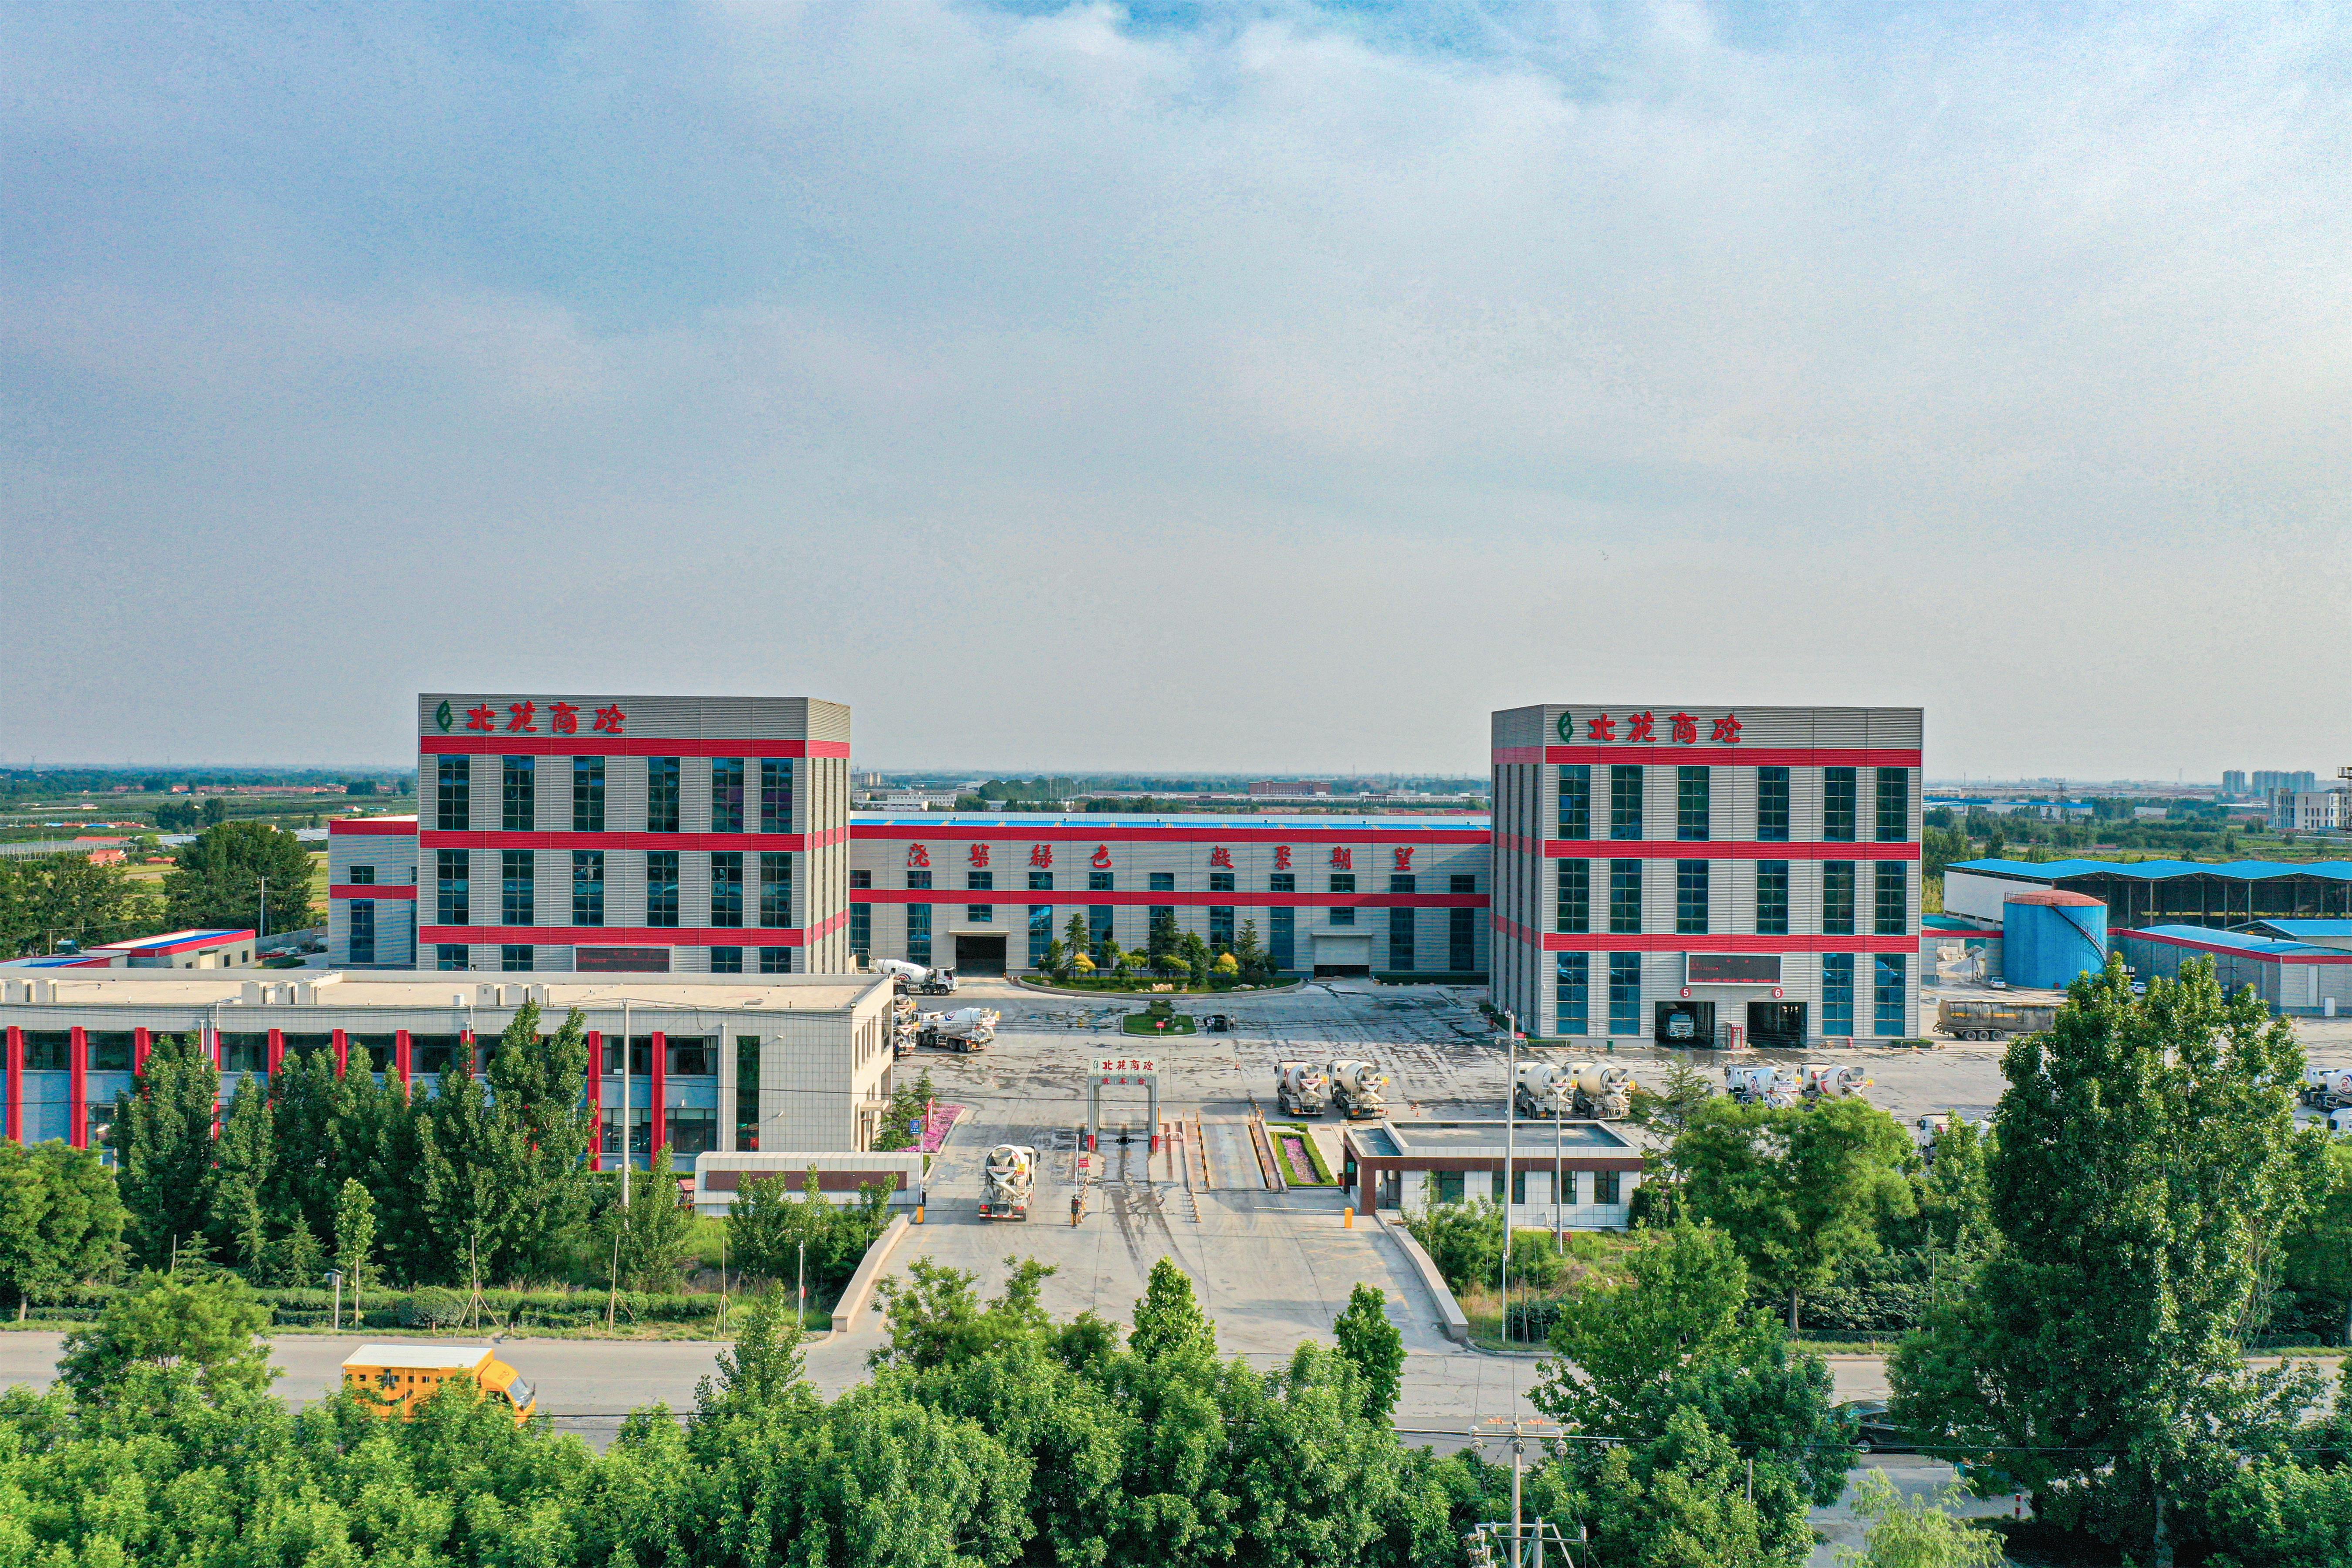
[916,1007,999,1053]
[1726,1064,1800,1107]
[1514,1061,1574,1118]
[2302,1067,2352,1109]
[1328,1060,1390,1120]
[1569,1062,1635,1120]
[875,958,958,996]
[1275,1062,1330,1116]
[980,1144,1037,1220]
[1801,1064,1872,1101]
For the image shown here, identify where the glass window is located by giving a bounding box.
[1329,873,1355,894]
[1557,764,1591,839]
[847,906,869,963]
[347,864,376,885]
[1874,953,1908,1037]
[1755,767,1790,842]
[1609,766,1644,840]
[1554,859,1589,933]
[705,947,741,976]
[572,850,605,926]
[907,905,933,965]
[1029,906,1054,966]
[1270,907,1295,970]
[500,849,534,926]
[1087,906,1112,951]
[646,757,680,834]
[1390,874,1415,894]
[760,759,793,834]
[436,849,470,926]
[348,900,376,964]
[1676,767,1710,841]
[1449,907,1475,971]
[216,1034,267,1075]
[436,943,467,971]
[1387,908,1414,970]
[1823,768,1857,842]
[1822,953,1855,1035]
[760,946,792,975]
[711,759,745,835]
[1148,871,1175,892]
[1876,768,1910,843]
[436,756,470,831]
[1756,861,1789,936]
[1451,873,1476,894]
[735,1036,761,1150]
[411,1035,461,1076]
[759,853,791,928]
[906,869,931,890]
[666,1036,715,1076]
[1330,906,1355,926]
[1676,860,1708,935]
[1210,872,1235,893]
[1269,872,1295,893]
[1608,953,1642,1037]
[1594,1170,1621,1205]
[851,869,872,889]
[1554,953,1588,1034]
[645,851,680,928]
[1030,871,1054,891]
[969,871,994,891]
[500,944,532,973]
[1210,906,1236,950]
[1088,872,1113,892]
[502,757,535,832]
[1876,862,1908,936]
[1608,860,1642,935]
[573,756,605,833]
[967,905,993,923]
[1822,862,1856,936]
[709,852,743,928]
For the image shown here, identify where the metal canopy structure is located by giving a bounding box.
[1088,1053,1160,1155]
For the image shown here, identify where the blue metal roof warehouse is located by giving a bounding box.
[1945,857,2352,931]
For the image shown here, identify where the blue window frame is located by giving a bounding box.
[572,756,605,832]
[1387,908,1414,970]
[1876,768,1909,843]
[710,946,743,974]
[1822,953,1855,1035]
[645,851,680,927]
[1554,952,1589,1035]
[502,757,535,833]
[436,849,469,926]
[907,905,932,965]
[1823,768,1857,842]
[1676,767,1710,841]
[1557,765,1591,838]
[1211,906,1236,950]
[646,757,680,834]
[1755,861,1788,936]
[572,850,605,926]
[1755,766,1789,842]
[760,759,793,834]
[1874,953,1907,1036]
[1554,859,1588,933]
[436,756,470,831]
[1088,906,1113,952]
[710,852,743,928]
[500,849,534,926]
[1449,907,1475,971]
[1609,766,1644,840]
[348,901,375,965]
[1029,906,1054,966]
[711,758,745,834]
[1823,862,1856,936]
[760,853,791,927]
[1609,860,1642,934]
[760,946,792,975]
[1269,907,1295,970]
[1676,860,1708,936]
[848,905,870,961]
[1607,953,1642,1037]
[1875,862,1908,936]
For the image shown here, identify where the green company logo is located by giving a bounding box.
[1555,711,1575,743]
[434,700,454,733]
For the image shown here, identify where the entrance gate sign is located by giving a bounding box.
[1088,1054,1161,1156]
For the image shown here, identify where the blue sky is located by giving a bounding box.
[2,2,2344,774]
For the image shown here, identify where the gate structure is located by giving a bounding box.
[1089,1054,1161,1155]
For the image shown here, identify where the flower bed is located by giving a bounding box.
[1269,1124,1335,1185]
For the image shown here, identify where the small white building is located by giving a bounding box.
[1339,1119,1649,1230]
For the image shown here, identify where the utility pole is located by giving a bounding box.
[620,997,632,1204]
[1472,1417,1567,1567]
[1501,1010,1516,1343]
[258,876,267,944]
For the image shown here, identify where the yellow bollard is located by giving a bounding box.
[914,1204,925,1225]
[1343,1206,1354,1229]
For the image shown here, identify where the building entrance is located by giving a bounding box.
[1747,1001,1808,1049]
[1653,1000,1715,1046]
[954,934,1007,975]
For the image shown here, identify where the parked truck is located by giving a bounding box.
[341,1345,536,1426]
[1514,1061,1574,1118]
[980,1145,1036,1220]
[2301,1067,2352,1109]
[1936,998,2058,1041]
[1328,1060,1390,1120]
[1726,1064,1800,1107]
[1276,1062,1330,1116]
[917,1007,999,1052]
[1802,1063,1872,1100]
[875,958,959,996]
[1570,1061,1635,1119]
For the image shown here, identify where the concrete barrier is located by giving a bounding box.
[831,1215,912,1336]
[1382,1215,1470,1346]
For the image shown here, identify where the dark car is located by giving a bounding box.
[1201,1014,1233,1033]
[1836,1400,1918,1454]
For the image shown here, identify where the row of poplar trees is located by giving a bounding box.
[106,1000,600,1289]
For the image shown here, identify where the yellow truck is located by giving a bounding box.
[339,1345,537,1425]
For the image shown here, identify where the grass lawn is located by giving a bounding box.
[1122,1012,1197,1035]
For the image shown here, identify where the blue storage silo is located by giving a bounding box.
[2002,890,2109,989]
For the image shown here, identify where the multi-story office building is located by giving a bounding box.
[331,695,852,975]
[1487,704,1923,1045]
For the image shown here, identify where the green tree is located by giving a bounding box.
[1146,908,1180,971]
[604,1146,696,1293]
[1233,919,1267,978]
[56,1270,275,1409]
[695,1286,812,1425]
[1585,1404,1798,1568]
[200,795,229,827]
[263,1044,341,1243]
[0,853,161,955]
[1064,913,1090,966]
[484,1001,596,1280]
[161,820,314,934]
[1177,930,1211,985]
[208,1073,274,1268]
[1672,1095,1916,1331]
[1833,1470,2007,1568]
[332,1178,376,1319]
[2283,1135,2352,1344]
[108,1031,218,1269]
[1332,1282,1404,1421]
[1889,956,2313,1563]
[416,1040,541,1285]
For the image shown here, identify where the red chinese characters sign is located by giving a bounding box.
[906,845,930,868]
[968,845,990,868]
[436,698,622,736]
[1561,709,1743,745]
[1029,844,1053,868]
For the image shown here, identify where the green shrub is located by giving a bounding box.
[402,1287,466,1328]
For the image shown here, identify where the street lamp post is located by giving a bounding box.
[1501,1010,1516,1343]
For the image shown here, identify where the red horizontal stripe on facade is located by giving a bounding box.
[418,925,809,946]
[1535,840,1922,862]
[855,889,1484,909]
[419,737,852,758]
[1504,746,1921,768]
[847,825,1488,845]
[330,818,419,836]
[421,831,811,852]
[810,908,850,939]
[331,885,416,901]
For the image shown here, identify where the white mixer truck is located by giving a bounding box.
[1801,1064,1872,1101]
[2302,1067,2352,1109]
[1514,1061,1574,1118]
[980,1144,1037,1220]
[1328,1060,1390,1120]
[916,1007,999,1053]
[1726,1063,1801,1107]
[875,958,958,996]
[1569,1061,1635,1120]
[1276,1062,1330,1116]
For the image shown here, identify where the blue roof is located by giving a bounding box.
[1923,914,1998,933]
[2255,919,2352,938]
[2119,925,2340,957]
[850,812,1490,831]
[1954,857,2352,883]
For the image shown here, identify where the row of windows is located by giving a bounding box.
[1554,858,1907,936]
[432,943,797,974]
[858,868,1480,894]
[1433,1168,1623,1206]
[1550,952,1908,1036]
[438,756,797,834]
[434,849,792,928]
[1553,764,1910,843]
[870,903,1480,973]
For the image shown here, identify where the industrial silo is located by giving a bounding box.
[2001,889,2109,989]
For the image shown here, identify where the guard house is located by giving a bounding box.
[1339,1119,1649,1231]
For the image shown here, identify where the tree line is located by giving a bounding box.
[0,819,317,957]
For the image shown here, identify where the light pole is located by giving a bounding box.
[1501,1010,1516,1343]
[620,997,632,1204]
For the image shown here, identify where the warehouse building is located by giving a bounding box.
[1339,1119,1647,1229]
[1488,704,1924,1045]
[2112,927,2352,1017]
[1946,857,2352,931]
[0,969,898,1159]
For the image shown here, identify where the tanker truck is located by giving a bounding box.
[980,1144,1037,1220]
[917,1007,999,1053]
[1726,1063,1800,1107]
[1570,1061,1635,1120]
[1328,1060,1390,1120]
[1801,1063,1872,1101]
[1514,1061,1574,1119]
[1275,1062,1330,1116]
